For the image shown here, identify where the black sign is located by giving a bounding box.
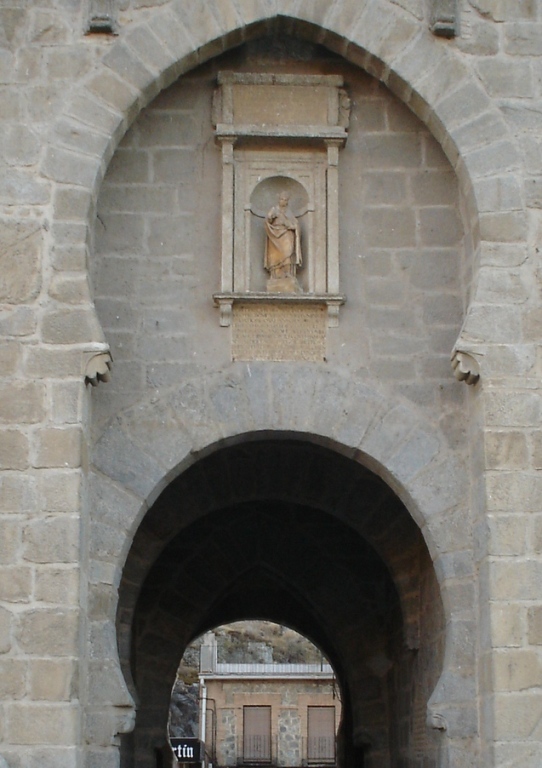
[170,738,203,763]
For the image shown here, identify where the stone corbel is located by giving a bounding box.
[427,711,448,731]
[431,0,457,37]
[451,349,480,386]
[86,0,118,34]
[85,350,113,386]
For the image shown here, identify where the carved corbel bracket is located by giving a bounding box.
[427,710,448,731]
[431,0,457,37]
[85,350,113,386]
[451,349,480,386]
[86,0,118,35]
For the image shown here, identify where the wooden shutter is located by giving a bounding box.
[244,706,271,762]
[307,706,335,762]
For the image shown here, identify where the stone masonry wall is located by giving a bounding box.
[90,43,468,439]
[0,1,541,766]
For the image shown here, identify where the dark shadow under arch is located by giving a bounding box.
[117,438,445,768]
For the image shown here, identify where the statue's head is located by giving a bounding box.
[278,191,290,207]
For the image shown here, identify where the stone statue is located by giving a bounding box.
[264,191,302,292]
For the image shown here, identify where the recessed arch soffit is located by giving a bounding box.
[134,501,401,631]
[44,0,523,360]
[130,503,405,697]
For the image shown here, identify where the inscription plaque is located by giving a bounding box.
[232,303,326,362]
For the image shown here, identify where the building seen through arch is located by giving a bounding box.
[169,623,341,768]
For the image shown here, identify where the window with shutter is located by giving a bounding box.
[243,706,272,763]
[307,706,335,763]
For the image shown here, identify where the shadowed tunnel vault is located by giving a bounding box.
[118,438,445,768]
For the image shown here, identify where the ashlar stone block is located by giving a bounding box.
[23,516,80,564]
[0,219,42,304]
[38,471,81,514]
[492,692,542,740]
[17,609,79,656]
[3,124,41,166]
[0,473,37,514]
[6,702,79,745]
[34,428,82,470]
[0,430,29,470]
[0,566,32,603]
[505,22,542,55]
[42,146,98,188]
[28,659,77,701]
[0,518,20,564]
[476,59,535,98]
[0,341,20,377]
[485,431,529,469]
[0,609,11,655]
[48,274,92,305]
[41,308,104,345]
[525,602,542,646]
[0,659,25,699]
[24,746,80,768]
[0,383,44,425]
[103,42,157,96]
[34,567,79,605]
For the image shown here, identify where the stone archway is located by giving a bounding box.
[118,437,445,768]
[88,365,476,767]
[76,4,503,765]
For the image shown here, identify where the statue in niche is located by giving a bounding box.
[264,191,302,293]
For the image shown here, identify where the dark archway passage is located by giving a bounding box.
[117,438,445,768]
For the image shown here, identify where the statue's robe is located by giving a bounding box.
[264,207,302,278]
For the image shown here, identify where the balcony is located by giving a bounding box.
[237,735,277,765]
[233,736,336,768]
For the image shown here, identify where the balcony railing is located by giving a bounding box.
[238,735,277,764]
[306,736,336,764]
[200,643,334,678]
[211,662,334,677]
[233,736,336,766]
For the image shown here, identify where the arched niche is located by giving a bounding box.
[44,3,524,378]
[249,176,310,293]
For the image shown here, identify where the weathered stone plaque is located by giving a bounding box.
[232,303,326,362]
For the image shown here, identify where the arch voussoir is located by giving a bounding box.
[92,367,466,570]
[93,423,170,504]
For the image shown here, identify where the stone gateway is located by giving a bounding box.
[0,2,541,768]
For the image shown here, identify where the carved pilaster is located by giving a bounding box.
[431,0,457,38]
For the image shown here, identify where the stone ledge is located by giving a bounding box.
[213,292,346,328]
[215,124,348,143]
